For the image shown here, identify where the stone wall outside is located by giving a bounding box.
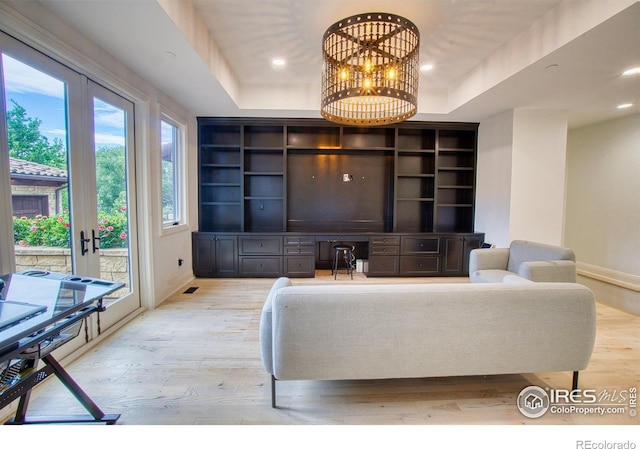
[14,246,130,297]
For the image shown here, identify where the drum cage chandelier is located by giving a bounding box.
[321,12,420,126]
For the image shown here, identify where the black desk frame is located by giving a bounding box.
[1,272,122,425]
[1,301,119,425]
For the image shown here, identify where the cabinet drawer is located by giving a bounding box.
[322,235,368,242]
[284,235,315,246]
[239,236,282,255]
[366,256,399,276]
[400,256,440,275]
[369,245,400,256]
[239,257,282,276]
[370,235,400,245]
[284,256,315,277]
[401,236,440,254]
[284,246,315,256]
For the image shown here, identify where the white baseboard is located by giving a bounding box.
[577,261,640,292]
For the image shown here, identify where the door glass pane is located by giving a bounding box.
[93,97,132,303]
[2,54,72,274]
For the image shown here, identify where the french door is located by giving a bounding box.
[0,31,140,343]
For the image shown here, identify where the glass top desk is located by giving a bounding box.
[0,272,124,425]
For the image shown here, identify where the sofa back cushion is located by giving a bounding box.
[507,240,575,273]
[269,282,596,381]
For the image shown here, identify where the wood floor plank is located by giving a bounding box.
[3,271,638,426]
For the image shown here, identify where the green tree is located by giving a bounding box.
[95,145,126,214]
[161,159,176,221]
[6,99,66,169]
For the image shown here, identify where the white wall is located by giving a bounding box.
[476,109,569,247]
[475,111,514,247]
[478,110,639,315]
[565,114,640,314]
[150,108,198,305]
[510,109,568,245]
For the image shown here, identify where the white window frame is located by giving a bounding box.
[160,112,187,233]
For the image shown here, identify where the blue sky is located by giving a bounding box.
[2,54,125,149]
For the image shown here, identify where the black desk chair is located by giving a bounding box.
[332,244,355,279]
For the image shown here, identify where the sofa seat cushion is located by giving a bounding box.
[470,269,514,283]
[518,260,577,282]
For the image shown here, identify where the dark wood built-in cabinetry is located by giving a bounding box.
[195,118,483,277]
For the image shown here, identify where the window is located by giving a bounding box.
[161,117,183,226]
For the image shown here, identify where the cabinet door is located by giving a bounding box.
[442,234,484,276]
[462,234,484,275]
[215,236,238,277]
[192,234,216,277]
[442,236,464,275]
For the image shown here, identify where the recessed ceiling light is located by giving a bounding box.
[617,103,633,109]
[272,58,286,67]
[420,64,434,72]
[622,67,640,76]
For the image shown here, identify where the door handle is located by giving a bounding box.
[80,230,90,255]
[92,229,101,253]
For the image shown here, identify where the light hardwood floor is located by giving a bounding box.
[5,272,639,426]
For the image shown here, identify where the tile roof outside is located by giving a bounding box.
[9,157,68,179]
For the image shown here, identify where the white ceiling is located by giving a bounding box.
[33,0,640,128]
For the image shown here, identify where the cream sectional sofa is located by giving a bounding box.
[259,277,596,407]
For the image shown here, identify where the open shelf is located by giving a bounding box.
[342,126,395,149]
[438,129,476,150]
[244,125,284,148]
[198,118,477,233]
[397,128,436,150]
[200,124,241,146]
[286,125,340,149]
